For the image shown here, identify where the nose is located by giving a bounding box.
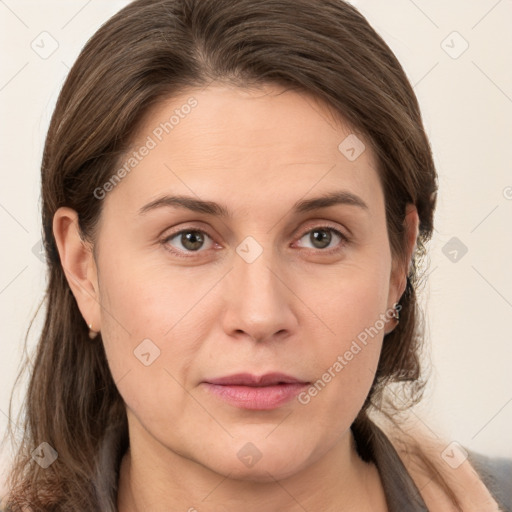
[220,242,298,343]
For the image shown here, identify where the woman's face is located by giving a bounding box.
[80,84,413,480]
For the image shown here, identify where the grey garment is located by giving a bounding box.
[351,419,429,511]
[468,451,512,512]
[352,419,512,512]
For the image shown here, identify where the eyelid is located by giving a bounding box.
[161,220,350,258]
[160,225,218,258]
[293,223,349,254]
[295,219,350,240]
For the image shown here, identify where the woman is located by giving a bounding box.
[2,0,511,510]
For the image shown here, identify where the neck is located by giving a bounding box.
[117,423,387,512]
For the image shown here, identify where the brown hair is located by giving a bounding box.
[3,0,442,510]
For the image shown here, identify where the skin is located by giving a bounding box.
[53,83,419,512]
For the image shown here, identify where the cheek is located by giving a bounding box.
[296,254,391,414]
[305,250,391,347]
[96,255,206,418]
[297,302,385,438]
[97,244,204,342]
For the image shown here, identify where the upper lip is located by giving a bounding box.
[204,372,309,386]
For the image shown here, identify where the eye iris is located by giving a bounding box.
[181,231,204,251]
[311,229,332,249]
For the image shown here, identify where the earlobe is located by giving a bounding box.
[52,207,101,333]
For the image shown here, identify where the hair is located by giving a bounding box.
[2,0,444,510]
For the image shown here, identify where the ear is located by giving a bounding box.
[53,207,101,333]
[387,203,419,309]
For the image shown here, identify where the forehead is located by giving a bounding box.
[134,83,365,162]
[106,83,383,219]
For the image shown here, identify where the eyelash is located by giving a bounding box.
[161,223,349,259]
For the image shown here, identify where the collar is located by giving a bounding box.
[96,416,429,511]
[351,418,429,511]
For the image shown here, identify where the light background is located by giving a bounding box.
[1,0,511,483]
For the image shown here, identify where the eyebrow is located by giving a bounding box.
[138,190,369,217]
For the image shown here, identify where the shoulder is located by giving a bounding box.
[468,450,512,512]
[378,420,508,512]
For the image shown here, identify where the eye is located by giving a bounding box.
[295,225,348,254]
[161,224,349,259]
[162,228,215,257]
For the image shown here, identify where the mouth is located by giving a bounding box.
[202,372,310,410]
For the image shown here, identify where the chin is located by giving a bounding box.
[201,437,313,482]
[213,457,307,483]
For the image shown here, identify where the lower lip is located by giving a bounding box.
[202,383,308,410]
